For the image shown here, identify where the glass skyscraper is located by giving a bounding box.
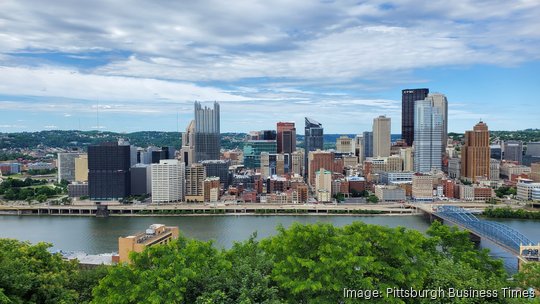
[402,88,429,147]
[194,101,220,162]
[304,117,323,178]
[414,98,443,173]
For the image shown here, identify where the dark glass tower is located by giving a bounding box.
[88,142,131,200]
[304,117,323,178]
[194,101,220,162]
[363,131,373,158]
[402,88,429,146]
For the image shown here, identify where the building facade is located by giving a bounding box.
[503,141,523,164]
[373,115,391,157]
[402,88,429,146]
[277,122,296,154]
[194,101,220,162]
[304,117,324,178]
[58,152,85,183]
[461,121,490,182]
[88,142,131,200]
[151,160,185,204]
[414,98,443,173]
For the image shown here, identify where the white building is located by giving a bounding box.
[151,159,185,204]
[517,181,540,201]
[374,185,406,202]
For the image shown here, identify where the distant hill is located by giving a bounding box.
[4,129,538,151]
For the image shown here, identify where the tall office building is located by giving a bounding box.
[427,93,448,152]
[363,131,373,158]
[180,120,195,167]
[304,117,324,178]
[185,163,206,201]
[88,142,132,200]
[243,140,277,169]
[151,159,185,204]
[353,135,364,163]
[277,122,296,154]
[490,144,502,161]
[402,88,429,146]
[336,136,355,154]
[461,121,491,182]
[58,152,85,183]
[74,154,88,182]
[414,98,443,173]
[373,115,391,157]
[503,141,523,164]
[194,101,220,162]
[201,160,230,188]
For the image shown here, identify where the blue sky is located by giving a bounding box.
[0,0,539,134]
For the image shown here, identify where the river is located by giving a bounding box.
[0,215,538,272]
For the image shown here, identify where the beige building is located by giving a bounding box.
[343,155,358,168]
[186,163,205,202]
[74,154,88,182]
[118,224,179,264]
[180,120,195,167]
[400,148,414,172]
[500,163,531,178]
[291,151,304,176]
[203,177,220,202]
[373,115,391,157]
[315,169,332,202]
[336,136,355,154]
[412,174,434,201]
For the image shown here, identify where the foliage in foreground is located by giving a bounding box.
[1,222,539,304]
[0,239,106,304]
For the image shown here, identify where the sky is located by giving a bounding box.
[0,0,539,134]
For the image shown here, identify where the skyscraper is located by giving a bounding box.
[185,163,206,202]
[402,88,429,146]
[304,117,323,179]
[363,131,373,158]
[277,122,296,154]
[461,121,491,182]
[194,101,220,162]
[503,141,523,164]
[180,120,195,167]
[88,141,132,200]
[414,98,443,173]
[373,115,391,157]
[428,93,448,152]
[151,159,185,204]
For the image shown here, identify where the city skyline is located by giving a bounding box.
[0,1,539,133]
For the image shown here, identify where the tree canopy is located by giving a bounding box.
[1,221,538,304]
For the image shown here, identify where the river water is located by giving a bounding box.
[0,215,538,272]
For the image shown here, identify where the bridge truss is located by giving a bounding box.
[436,206,537,258]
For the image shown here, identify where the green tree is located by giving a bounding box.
[0,239,79,304]
[513,262,540,291]
[92,237,230,304]
[367,194,379,203]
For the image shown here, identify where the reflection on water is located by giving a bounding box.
[0,215,538,273]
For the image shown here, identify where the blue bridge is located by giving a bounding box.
[435,206,539,262]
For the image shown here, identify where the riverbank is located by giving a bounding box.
[484,207,540,220]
